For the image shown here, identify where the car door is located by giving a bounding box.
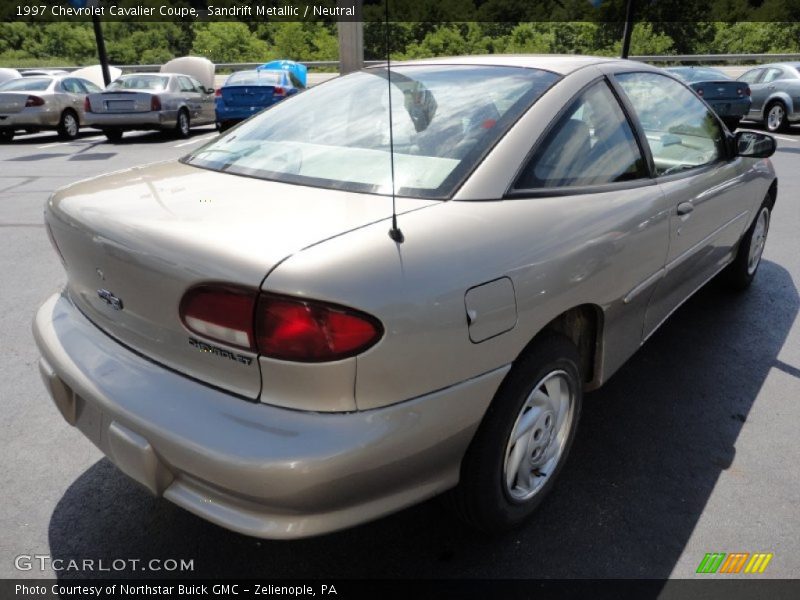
[613,71,752,339]
[750,68,783,116]
[189,76,215,124]
[509,78,669,373]
[60,78,86,116]
[738,68,766,117]
[177,76,202,121]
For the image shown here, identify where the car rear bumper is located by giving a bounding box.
[84,110,178,130]
[0,107,61,129]
[215,106,263,122]
[706,99,750,118]
[33,292,505,539]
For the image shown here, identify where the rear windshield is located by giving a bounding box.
[0,77,52,91]
[670,67,730,82]
[107,75,169,91]
[185,65,559,199]
[226,70,282,86]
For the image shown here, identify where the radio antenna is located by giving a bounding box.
[384,0,404,243]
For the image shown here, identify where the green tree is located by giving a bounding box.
[191,22,271,63]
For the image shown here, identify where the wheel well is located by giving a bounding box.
[766,179,778,210]
[61,107,78,120]
[522,305,603,388]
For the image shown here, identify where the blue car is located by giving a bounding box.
[215,62,306,131]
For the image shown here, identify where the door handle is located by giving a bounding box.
[676,202,694,216]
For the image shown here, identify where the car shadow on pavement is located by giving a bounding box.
[48,260,798,581]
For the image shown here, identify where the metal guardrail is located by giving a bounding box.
[17,54,800,74]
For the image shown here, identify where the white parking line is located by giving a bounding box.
[36,135,104,149]
[173,134,216,148]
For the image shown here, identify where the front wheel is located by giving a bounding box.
[448,333,583,533]
[724,200,771,290]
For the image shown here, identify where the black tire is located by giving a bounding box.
[57,109,80,140]
[723,117,741,131]
[724,196,772,290]
[448,332,583,533]
[103,129,123,143]
[764,100,789,133]
[175,109,190,138]
[0,130,13,143]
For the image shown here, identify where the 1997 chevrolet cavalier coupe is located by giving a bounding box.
[34,56,777,538]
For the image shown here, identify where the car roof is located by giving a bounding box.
[377,54,634,75]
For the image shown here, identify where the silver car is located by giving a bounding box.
[738,62,800,132]
[34,56,777,539]
[0,75,102,142]
[84,72,216,142]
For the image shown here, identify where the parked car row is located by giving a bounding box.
[665,62,800,132]
[0,58,306,143]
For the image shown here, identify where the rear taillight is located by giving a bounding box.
[273,86,286,97]
[179,285,383,361]
[214,88,221,97]
[180,285,256,349]
[256,294,382,362]
[25,95,45,107]
[150,96,162,111]
[83,96,92,112]
[745,85,751,96]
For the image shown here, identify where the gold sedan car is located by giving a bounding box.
[0,74,101,142]
[34,56,777,538]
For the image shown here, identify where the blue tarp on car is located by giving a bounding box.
[258,60,308,88]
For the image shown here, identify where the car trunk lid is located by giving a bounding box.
[87,91,155,113]
[45,160,436,399]
[0,92,29,114]
[220,85,276,108]
[694,80,748,100]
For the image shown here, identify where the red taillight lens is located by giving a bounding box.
[256,294,382,362]
[84,96,92,112]
[150,96,162,111]
[179,286,383,362]
[273,86,286,97]
[25,95,45,107]
[180,285,257,349]
[214,88,221,97]
[745,85,751,96]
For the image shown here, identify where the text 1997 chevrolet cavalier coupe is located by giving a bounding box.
[34,56,776,538]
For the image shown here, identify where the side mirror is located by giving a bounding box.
[205,87,215,95]
[735,130,776,158]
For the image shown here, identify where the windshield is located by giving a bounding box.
[0,77,52,91]
[107,75,169,91]
[184,65,559,199]
[226,70,282,86]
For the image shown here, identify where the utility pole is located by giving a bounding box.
[337,0,364,74]
[69,0,111,85]
[620,0,636,59]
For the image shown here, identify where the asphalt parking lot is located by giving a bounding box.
[1,120,799,583]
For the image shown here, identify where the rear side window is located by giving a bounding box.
[61,78,83,94]
[515,80,647,189]
[178,77,197,92]
[738,69,763,84]
[762,68,784,83]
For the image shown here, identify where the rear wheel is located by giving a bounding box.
[103,129,123,143]
[0,130,13,143]
[724,196,772,290]
[175,109,190,138]
[57,110,80,140]
[765,101,788,133]
[448,333,583,533]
